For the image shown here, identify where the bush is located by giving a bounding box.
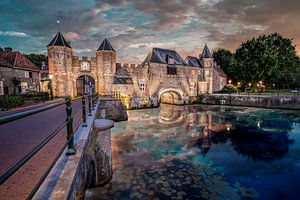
[0,95,24,110]
[218,85,238,93]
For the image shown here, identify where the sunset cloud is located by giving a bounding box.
[0,0,299,62]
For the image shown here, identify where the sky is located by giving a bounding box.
[0,0,299,63]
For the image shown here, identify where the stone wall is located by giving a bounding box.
[98,97,128,121]
[198,94,300,110]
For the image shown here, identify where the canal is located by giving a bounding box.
[85,104,300,200]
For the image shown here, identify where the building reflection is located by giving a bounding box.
[112,105,294,167]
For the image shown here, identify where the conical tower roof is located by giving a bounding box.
[97,38,115,52]
[200,44,212,59]
[47,31,72,48]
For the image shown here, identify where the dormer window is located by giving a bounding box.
[166,55,175,65]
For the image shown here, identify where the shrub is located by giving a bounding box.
[0,95,24,110]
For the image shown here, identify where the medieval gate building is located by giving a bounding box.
[47,31,227,105]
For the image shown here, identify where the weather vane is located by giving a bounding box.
[56,20,61,31]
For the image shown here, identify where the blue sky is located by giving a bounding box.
[0,0,299,63]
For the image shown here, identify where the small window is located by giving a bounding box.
[140,83,145,91]
[29,72,33,78]
[25,71,29,78]
[167,66,177,75]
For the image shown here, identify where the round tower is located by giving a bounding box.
[96,38,116,95]
[47,31,74,97]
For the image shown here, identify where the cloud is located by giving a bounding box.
[0,0,299,61]
[64,32,80,41]
[0,31,28,37]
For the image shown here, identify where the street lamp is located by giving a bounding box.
[49,74,53,100]
[228,80,232,84]
[237,82,241,94]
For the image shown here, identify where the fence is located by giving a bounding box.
[0,93,99,200]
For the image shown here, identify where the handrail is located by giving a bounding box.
[0,97,84,125]
[0,101,65,125]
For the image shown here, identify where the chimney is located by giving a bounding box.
[4,47,12,52]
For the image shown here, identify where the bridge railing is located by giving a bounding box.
[0,93,99,199]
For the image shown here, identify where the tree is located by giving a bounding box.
[25,54,47,68]
[231,33,300,88]
[0,47,3,52]
[213,49,234,79]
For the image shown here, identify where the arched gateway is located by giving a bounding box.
[159,88,184,105]
[76,75,95,96]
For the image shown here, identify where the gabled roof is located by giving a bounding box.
[47,31,72,48]
[142,47,188,66]
[97,38,115,52]
[0,56,12,67]
[0,50,40,71]
[200,44,213,59]
[186,56,202,67]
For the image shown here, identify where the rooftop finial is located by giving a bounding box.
[56,20,61,31]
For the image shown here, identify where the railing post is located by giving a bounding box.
[92,94,96,110]
[88,93,92,116]
[82,95,87,127]
[65,96,76,156]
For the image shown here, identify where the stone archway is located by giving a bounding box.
[159,88,184,105]
[76,75,95,96]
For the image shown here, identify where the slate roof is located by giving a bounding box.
[0,50,40,71]
[186,56,202,67]
[47,31,72,48]
[113,77,133,84]
[200,44,213,59]
[142,48,188,66]
[97,38,115,52]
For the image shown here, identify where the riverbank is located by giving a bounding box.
[195,94,300,110]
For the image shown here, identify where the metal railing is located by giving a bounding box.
[0,93,99,199]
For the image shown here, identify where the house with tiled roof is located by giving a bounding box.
[0,47,40,95]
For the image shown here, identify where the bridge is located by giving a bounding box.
[0,94,115,200]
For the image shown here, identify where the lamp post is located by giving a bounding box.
[49,74,53,100]
[248,83,252,96]
[237,82,241,95]
[228,80,232,104]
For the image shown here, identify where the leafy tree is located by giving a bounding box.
[0,47,3,52]
[25,54,47,68]
[213,49,234,79]
[231,33,300,88]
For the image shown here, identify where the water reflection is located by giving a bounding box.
[85,104,300,200]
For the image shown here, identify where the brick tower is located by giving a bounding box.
[47,31,74,97]
[96,38,116,95]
